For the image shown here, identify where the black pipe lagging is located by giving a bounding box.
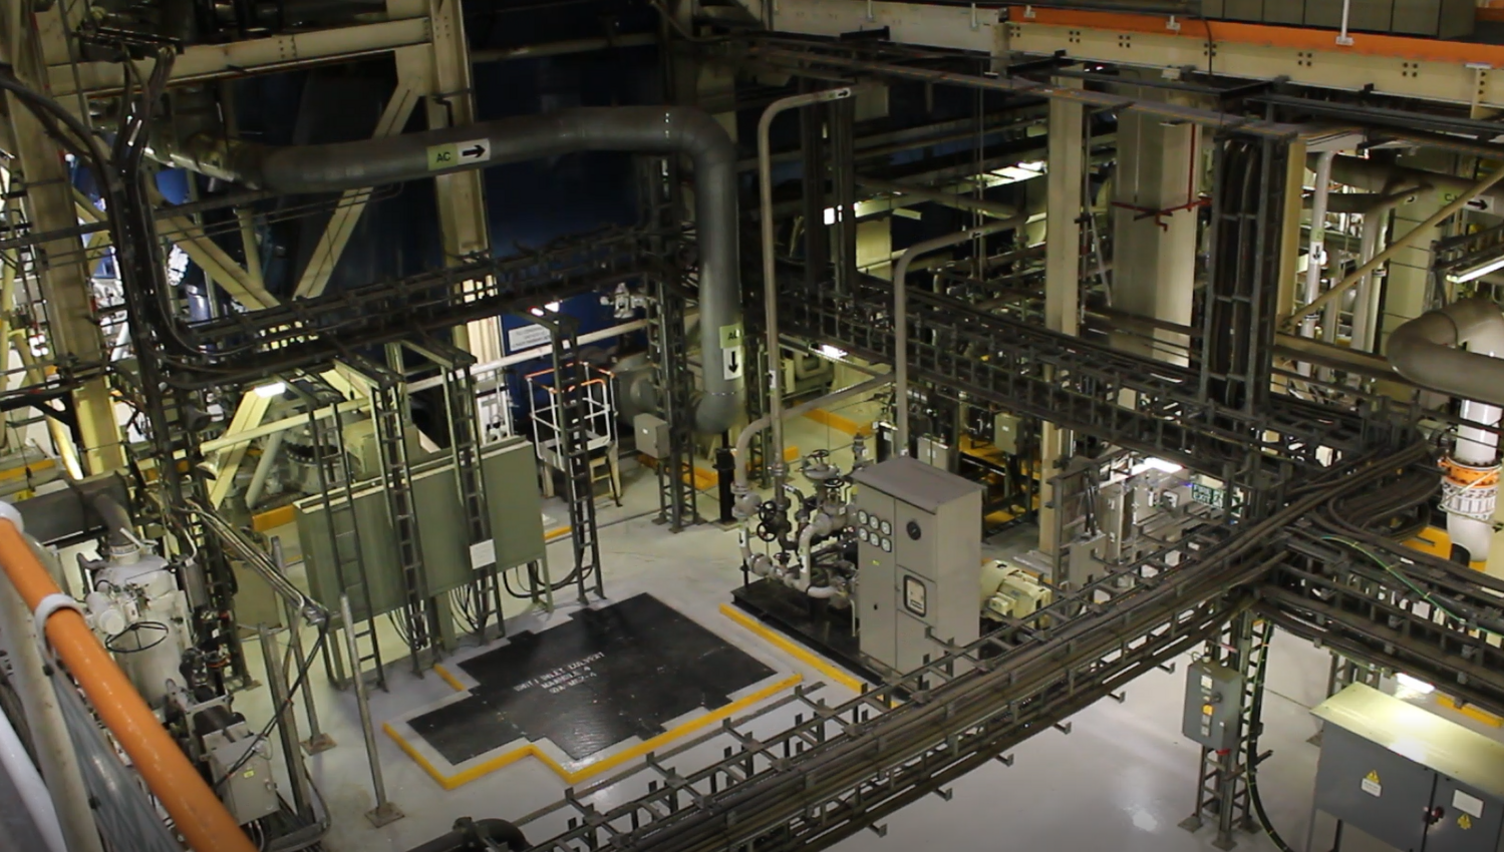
[404,818,528,852]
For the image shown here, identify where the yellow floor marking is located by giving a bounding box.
[719,603,865,693]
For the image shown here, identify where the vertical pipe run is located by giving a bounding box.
[893,219,1024,453]
[1301,151,1335,349]
[0,686,67,852]
[0,511,253,852]
[758,87,854,500]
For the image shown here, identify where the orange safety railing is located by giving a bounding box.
[0,519,255,852]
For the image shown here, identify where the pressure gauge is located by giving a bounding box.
[857,510,869,526]
[858,528,869,543]
[869,515,881,529]
[881,537,893,553]
[880,519,893,536]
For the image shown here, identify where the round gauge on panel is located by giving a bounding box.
[881,537,893,553]
[880,519,893,536]
[858,529,870,543]
[857,510,869,526]
[869,515,881,529]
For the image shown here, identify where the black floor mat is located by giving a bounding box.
[408,593,777,764]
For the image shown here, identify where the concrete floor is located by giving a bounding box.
[214,423,1495,852]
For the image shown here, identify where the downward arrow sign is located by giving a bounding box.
[729,350,739,373]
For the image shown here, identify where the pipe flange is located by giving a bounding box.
[1440,457,1501,521]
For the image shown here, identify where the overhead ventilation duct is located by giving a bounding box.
[167,107,743,433]
[1387,298,1504,567]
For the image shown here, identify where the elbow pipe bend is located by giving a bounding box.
[172,107,743,434]
[1388,299,1504,408]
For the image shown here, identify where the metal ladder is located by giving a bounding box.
[348,351,437,673]
[411,337,504,643]
[647,276,701,531]
[291,374,387,691]
[533,311,603,603]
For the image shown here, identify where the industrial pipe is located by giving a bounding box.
[758,87,856,500]
[892,219,1025,452]
[1288,164,1504,327]
[731,373,893,518]
[1299,151,1335,347]
[405,818,528,852]
[1388,298,1504,566]
[0,507,255,852]
[169,107,744,433]
[0,686,67,852]
[0,528,105,852]
[243,429,284,511]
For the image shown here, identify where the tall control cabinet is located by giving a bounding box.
[852,457,982,674]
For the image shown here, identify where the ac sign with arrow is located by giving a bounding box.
[426,139,492,171]
[723,345,744,380]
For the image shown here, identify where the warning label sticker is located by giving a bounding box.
[1361,770,1382,797]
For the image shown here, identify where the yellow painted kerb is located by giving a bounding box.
[386,672,802,790]
[432,664,466,692]
[719,603,865,693]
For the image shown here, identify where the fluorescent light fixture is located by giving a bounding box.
[1395,672,1435,694]
[253,381,286,398]
[529,300,562,317]
[817,344,848,359]
[1447,255,1504,284]
[1131,457,1184,475]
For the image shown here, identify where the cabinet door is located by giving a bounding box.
[1425,776,1502,852]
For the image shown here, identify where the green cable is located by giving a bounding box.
[1318,535,1466,623]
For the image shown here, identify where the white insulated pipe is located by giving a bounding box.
[1301,151,1335,349]
[1388,299,1504,564]
[0,696,68,852]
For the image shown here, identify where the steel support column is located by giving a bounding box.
[0,19,124,474]
[1039,72,1082,559]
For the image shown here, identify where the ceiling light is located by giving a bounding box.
[817,345,848,359]
[253,381,286,398]
[1447,255,1504,284]
[1395,672,1435,694]
[1131,457,1183,475]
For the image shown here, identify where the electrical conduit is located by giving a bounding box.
[0,505,255,852]
[169,107,745,433]
[1387,298,1504,567]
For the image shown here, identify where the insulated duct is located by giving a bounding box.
[1387,298,1504,566]
[168,107,743,433]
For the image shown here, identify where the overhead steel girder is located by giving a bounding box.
[164,228,658,387]
[779,279,1380,479]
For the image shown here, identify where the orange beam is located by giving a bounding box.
[1005,5,1504,67]
[0,519,255,852]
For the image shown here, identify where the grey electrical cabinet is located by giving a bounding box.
[852,457,982,674]
[1182,660,1243,751]
[1311,684,1504,852]
[297,435,546,620]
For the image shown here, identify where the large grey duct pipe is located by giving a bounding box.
[1323,154,1498,208]
[169,107,743,433]
[1387,298,1504,407]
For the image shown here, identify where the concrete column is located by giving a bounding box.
[1379,189,1437,347]
[1038,76,1082,559]
[1110,105,1199,365]
[0,18,125,474]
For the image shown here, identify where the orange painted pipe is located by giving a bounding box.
[0,519,256,852]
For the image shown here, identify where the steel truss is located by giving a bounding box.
[780,281,1384,482]
[166,227,661,386]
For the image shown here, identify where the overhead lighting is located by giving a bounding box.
[1131,457,1183,475]
[817,344,848,359]
[1395,672,1435,694]
[529,300,562,317]
[253,381,286,398]
[1447,255,1504,284]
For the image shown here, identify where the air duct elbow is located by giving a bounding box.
[171,107,744,433]
[1388,298,1504,407]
